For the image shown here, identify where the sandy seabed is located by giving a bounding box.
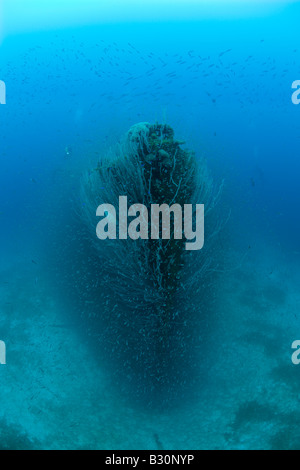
[0,243,299,450]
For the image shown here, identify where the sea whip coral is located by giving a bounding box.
[81,122,222,403]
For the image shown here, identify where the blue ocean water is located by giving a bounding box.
[0,0,300,450]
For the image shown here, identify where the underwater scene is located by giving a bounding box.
[1,0,300,451]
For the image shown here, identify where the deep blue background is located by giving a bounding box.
[0,1,299,277]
